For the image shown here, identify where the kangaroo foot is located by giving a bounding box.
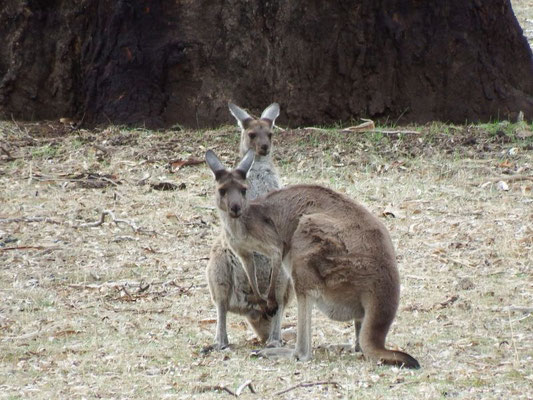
[252,347,294,359]
[252,347,312,361]
[265,338,283,348]
[201,342,230,354]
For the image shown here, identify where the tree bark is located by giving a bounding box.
[1,0,532,128]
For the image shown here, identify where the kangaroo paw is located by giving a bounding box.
[265,298,279,317]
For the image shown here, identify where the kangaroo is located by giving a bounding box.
[205,149,420,369]
[205,103,292,351]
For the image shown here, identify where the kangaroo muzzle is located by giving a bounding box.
[229,203,242,218]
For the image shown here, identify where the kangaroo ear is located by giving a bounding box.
[260,103,280,127]
[205,150,227,180]
[228,103,253,130]
[235,149,255,179]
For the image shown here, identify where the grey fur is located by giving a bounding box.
[207,151,421,369]
[235,149,255,178]
[205,103,292,350]
[260,102,280,123]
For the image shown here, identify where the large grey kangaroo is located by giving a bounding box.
[205,103,292,351]
[205,149,420,368]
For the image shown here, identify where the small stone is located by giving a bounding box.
[496,181,509,191]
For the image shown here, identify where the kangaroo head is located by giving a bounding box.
[228,103,280,157]
[206,149,255,218]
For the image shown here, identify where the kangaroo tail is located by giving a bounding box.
[366,348,420,369]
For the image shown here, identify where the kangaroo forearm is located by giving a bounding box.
[267,255,282,301]
[236,251,264,299]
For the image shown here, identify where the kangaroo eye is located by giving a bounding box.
[240,188,247,196]
[268,133,272,139]
[219,189,226,196]
[248,133,256,139]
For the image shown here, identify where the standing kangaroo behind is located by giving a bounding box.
[205,103,292,350]
[205,149,420,369]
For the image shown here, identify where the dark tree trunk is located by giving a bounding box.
[1,0,532,128]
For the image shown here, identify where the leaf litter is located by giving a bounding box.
[0,118,532,399]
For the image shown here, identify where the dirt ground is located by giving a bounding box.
[1,116,532,399]
[512,0,533,48]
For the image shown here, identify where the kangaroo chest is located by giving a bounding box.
[246,161,280,200]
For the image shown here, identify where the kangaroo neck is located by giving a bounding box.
[220,209,249,240]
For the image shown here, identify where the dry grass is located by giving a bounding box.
[0,6,531,399]
[1,118,532,399]
[512,0,533,48]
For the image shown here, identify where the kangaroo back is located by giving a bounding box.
[206,152,419,368]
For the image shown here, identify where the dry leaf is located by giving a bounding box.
[198,318,217,326]
[382,204,404,219]
[498,160,513,168]
[170,157,204,171]
[51,329,81,338]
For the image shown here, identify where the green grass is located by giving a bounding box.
[31,144,60,159]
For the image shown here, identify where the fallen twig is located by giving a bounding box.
[341,119,375,133]
[434,255,472,268]
[373,129,421,135]
[236,380,255,396]
[302,127,329,131]
[78,211,108,228]
[504,306,533,313]
[98,175,120,187]
[2,329,41,342]
[193,385,236,396]
[0,246,47,252]
[138,281,150,293]
[339,118,420,135]
[435,295,459,309]
[103,305,171,314]
[77,210,157,235]
[507,308,520,366]
[25,172,120,187]
[68,279,181,290]
[404,274,428,281]
[481,175,533,185]
[118,285,133,301]
[68,281,139,290]
[275,381,342,396]
[0,216,62,225]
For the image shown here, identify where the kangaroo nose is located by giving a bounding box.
[260,144,269,153]
[230,204,241,214]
